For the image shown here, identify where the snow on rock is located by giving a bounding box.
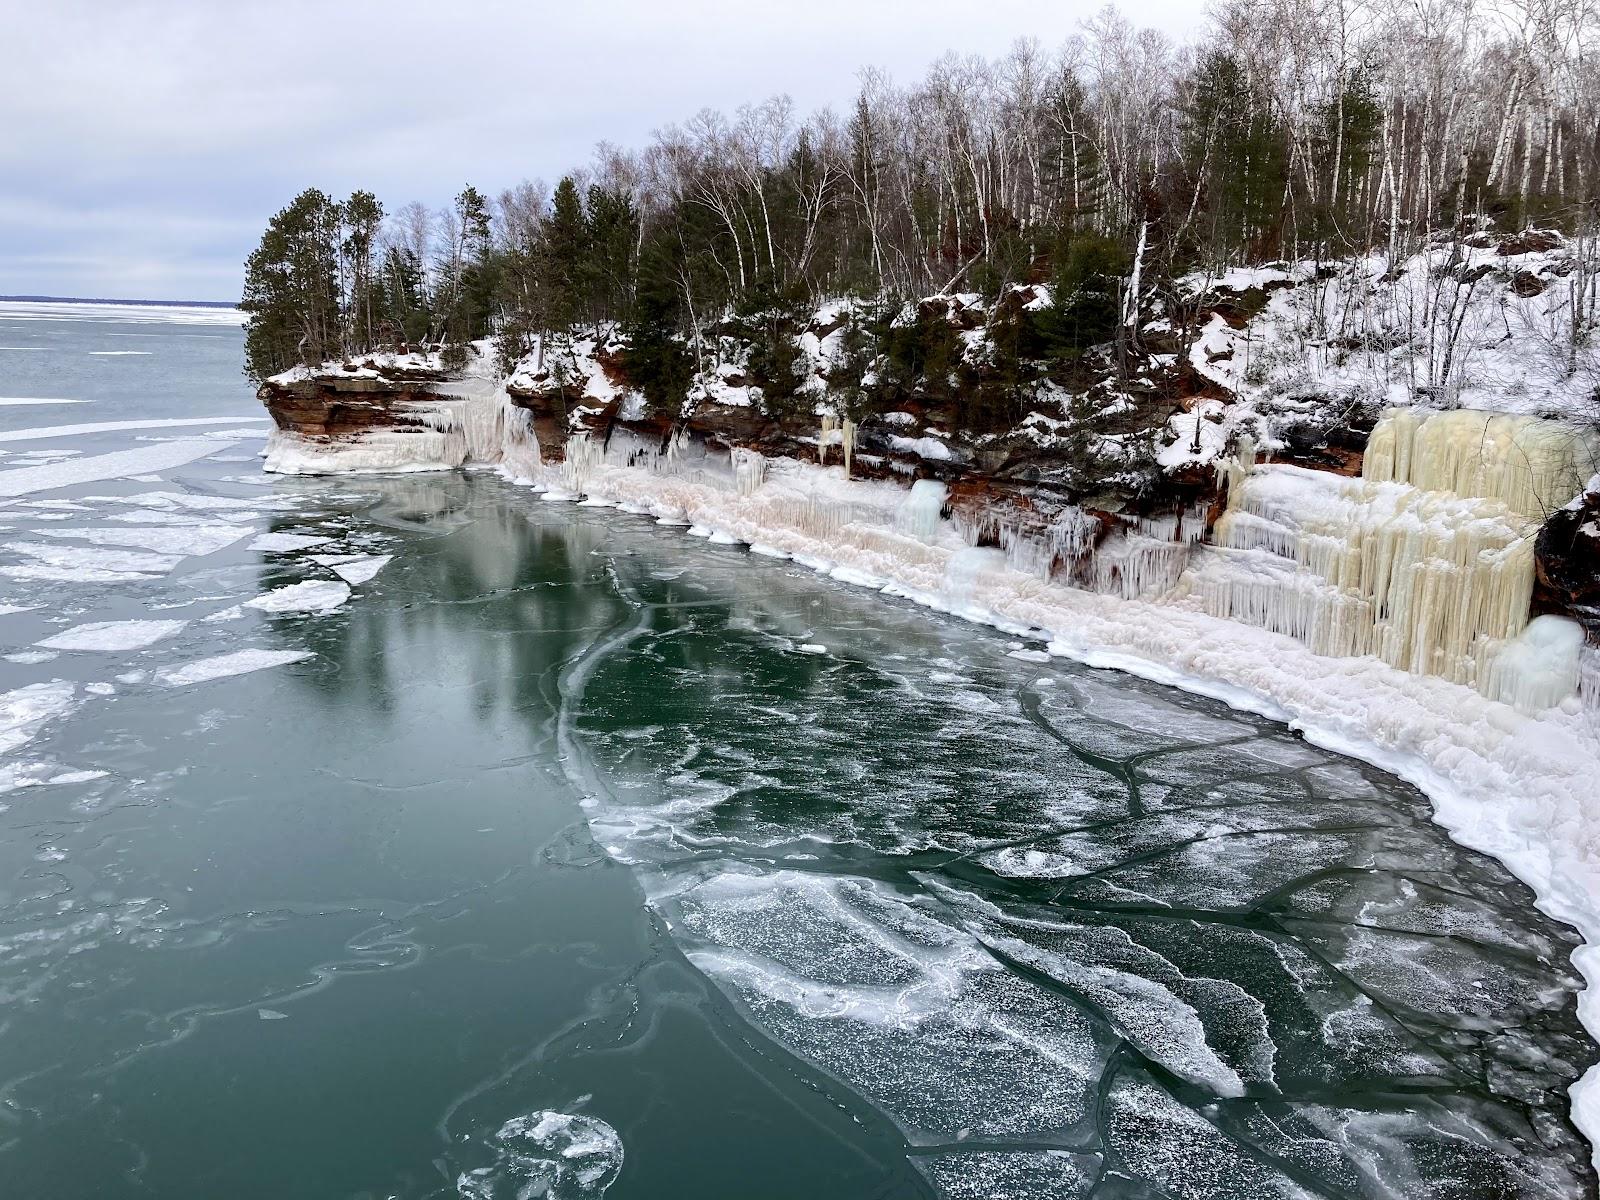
[36,619,186,652]
[1157,399,1228,471]
[244,580,352,614]
[155,649,315,687]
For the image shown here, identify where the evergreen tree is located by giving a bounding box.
[240,188,342,383]
[1038,234,1128,361]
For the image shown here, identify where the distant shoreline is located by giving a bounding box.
[0,295,235,309]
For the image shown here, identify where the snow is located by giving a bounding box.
[36,619,186,652]
[244,580,352,614]
[0,438,252,497]
[889,434,954,461]
[155,649,315,687]
[1176,243,1600,463]
[1158,399,1229,470]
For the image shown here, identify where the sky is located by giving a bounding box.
[0,0,1207,303]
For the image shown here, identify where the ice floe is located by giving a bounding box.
[0,680,79,755]
[244,580,351,614]
[248,532,334,552]
[36,524,251,557]
[36,619,186,652]
[155,649,314,687]
[0,440,253,498]
[457,1111,623,1200]
[0,541,181,581]
[308,553,392,585]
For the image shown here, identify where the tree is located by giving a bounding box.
[240,188,342,382]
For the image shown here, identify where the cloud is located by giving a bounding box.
[0,0,1205,301]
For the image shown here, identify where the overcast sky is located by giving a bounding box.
[0,0,1206,303]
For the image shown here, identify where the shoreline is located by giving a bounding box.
[483,449,1600,1169]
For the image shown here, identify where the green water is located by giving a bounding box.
[0,308,1593,1198]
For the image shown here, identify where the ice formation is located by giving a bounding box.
[1194,408,1596,711]
[1481,615,1589,714]
[895,479,947,541]
[1364,408,1599,520]
[154,649,315,687]
[244,580,352,614]
[457,1111,622,1200]
[36,619,186,652]
[263,366,539,479]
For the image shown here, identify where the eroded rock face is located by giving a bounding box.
[1535,485,1600,642]
[258,375,446,439]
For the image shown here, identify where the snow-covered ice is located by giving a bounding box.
[244,580,351,614]
[36,619,186,652]
[155,649,315,687]
[0,439,252,497]
[308,553,392,585]
[36,524,251,557]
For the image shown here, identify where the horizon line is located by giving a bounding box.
[0,294,237,309]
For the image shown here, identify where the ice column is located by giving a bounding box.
[896,480,948,540]
[1188,408,1598,709]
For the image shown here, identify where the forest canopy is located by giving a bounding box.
[241,0,1600,389]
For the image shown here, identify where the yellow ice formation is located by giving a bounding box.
[1194,409,1598,710]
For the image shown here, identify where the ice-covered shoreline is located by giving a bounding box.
[495,450,1600,1166]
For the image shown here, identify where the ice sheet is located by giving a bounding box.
[0,439,251,497]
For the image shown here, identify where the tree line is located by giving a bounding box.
[243,0,1600,420]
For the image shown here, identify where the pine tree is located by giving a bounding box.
[239,188,342,382]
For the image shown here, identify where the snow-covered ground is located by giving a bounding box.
[1169,237,1600,461]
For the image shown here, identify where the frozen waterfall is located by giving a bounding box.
[1190,409,1597,711]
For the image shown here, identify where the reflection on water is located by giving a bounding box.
[0,468,1593,1200]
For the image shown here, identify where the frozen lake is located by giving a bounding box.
[0,303,1593,1198]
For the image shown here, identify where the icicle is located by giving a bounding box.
[818,415,837,465]
[732,448,767,497]
[1083,532,1191,600]
[1190,461,1546,693]
[842,418,857,478]
[1479,615,1587,713]
[1217,435,1257,499]
[1364,408,1599,519]
[563,434,603,494]
[896,480,948,540]
[1580,644,1600,727]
